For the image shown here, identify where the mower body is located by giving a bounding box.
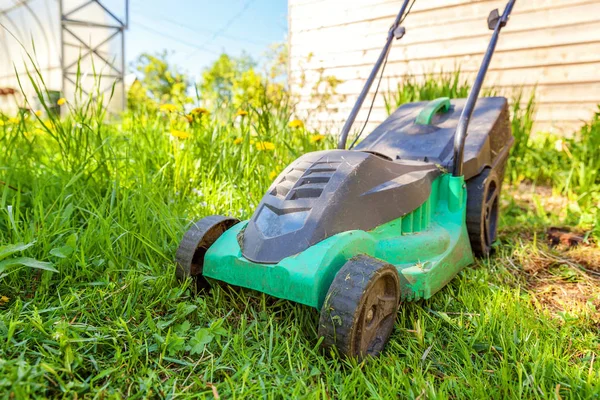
[203,97,513,309]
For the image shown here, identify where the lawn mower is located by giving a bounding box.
[175,0,517,359]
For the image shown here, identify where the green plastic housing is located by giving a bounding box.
[203,174,474,309]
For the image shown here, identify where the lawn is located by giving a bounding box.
[0,77,599,398]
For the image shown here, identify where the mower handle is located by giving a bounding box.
[452,0,517,176]
[337,0,412,150]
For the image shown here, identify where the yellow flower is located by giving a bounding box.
[255,141,275,151]
[185,115,193,123]
[57,97,66,106]
[0,296,8,304]
[236,109,248,117]
[233,137,244,145]
[8,117,19,124]
[34,128,46,135]
[288,119,304,129]
[250,139,256,145]
[310,134,325,143]
[170,130,190,139]
[35,110,42,117]
[191,107,209,116]
[160,104,178,113]
[269,171,278,180]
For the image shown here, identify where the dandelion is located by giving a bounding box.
[255,141,275,151]
[310,134,325,143]
[170,130,191,139]
[288,119,304,129]
[8,117,19,125]
[160,104,178,113]
[0,295,9,304]
[35,110,42,117]
[191,107,209,116]
[34,128,46,135]
[269,171,278,180]
[236,109,248,117]
[233,137,244,145]
[57,97,66,106]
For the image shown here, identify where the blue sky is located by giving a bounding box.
[126,0,288,80]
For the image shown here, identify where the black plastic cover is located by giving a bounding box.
[354,97,511,180]
[242,150,439,264]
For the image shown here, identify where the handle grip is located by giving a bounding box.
[415,97,451,125]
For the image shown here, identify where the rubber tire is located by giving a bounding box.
[318,255,400,360]
[466,168,501,256]
[175,215,239,292]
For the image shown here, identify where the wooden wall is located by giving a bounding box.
[288,0,600,136]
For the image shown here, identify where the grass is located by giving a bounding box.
[0,72,599,398]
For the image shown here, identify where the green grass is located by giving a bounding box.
[0,74,599,398]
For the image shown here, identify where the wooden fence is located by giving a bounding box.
[288,0,600,135]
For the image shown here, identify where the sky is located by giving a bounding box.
[125,0,288,81]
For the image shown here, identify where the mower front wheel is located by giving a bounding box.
[175,215,239,293]
[318,255,400,359]
[466,167,501,256]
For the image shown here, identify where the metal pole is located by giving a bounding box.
[59,0,65,116]
[121,1,127,110]
[337,0,411,149]
[452,0,516,176]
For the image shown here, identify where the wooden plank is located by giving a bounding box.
[292,62,600,97]
[291,0,481,13]
[290,43,600,90]
[534,121,587,135]
[292,82,600,113]
[290,2,600,60]
[291,14,600,61]
[290,0,593,34]
[291,24,600,74]
[289,0,600,136]
[290,41,600,74]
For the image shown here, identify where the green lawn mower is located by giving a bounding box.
[175,0,517,359]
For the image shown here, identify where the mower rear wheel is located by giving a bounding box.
[175,215,239,292]
[318,255,400,359]
[466,168,500,256]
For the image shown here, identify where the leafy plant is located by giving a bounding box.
[0,242,57,275]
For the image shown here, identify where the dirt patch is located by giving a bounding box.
[529,279,600,316]
[501,183,599,318]
[515,245,600,320]
[567,246,600,273]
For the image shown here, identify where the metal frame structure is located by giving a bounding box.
[0,0,128,111]
[60,0,129,108]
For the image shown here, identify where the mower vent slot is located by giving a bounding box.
[284,169,304,183]
[288,167,336,199]
[298,176,330,186]
[270,159,339,200]
[272,179,295,198]
[295,161,313,170]
[289,185,325,200]
[308,166,338,173]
